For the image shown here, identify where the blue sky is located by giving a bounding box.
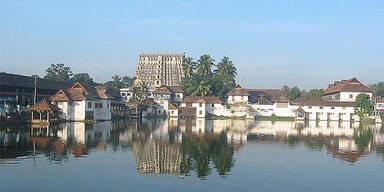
[1,0,383,89]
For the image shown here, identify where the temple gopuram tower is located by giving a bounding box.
[134,52,185,89]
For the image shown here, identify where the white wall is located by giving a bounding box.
[227,95,248,104]
[339,92,372,102]
[93,99,111,120]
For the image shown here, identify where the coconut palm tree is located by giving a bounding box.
[182,57,196,78]
[196,54,215,77]
[215,56,237,78]
[191,80,212,96]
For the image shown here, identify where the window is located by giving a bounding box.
[320,106,323,109]
[171,111,174,114]
[331,107,335,109]
[177,94,180,98]
[199,103,203,107]
[95,103,98,108]
[349,94,353,98]
[107,103,110,109]
[308,106,312,109]
[156,81,160,85]
[199,110,203,115]
[212,103,214,107]
[121,93,126,96]
[88,102,92,108]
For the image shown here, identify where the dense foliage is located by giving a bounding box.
[355,93,374,118]
[370,82,384,97]
[44,63,73,81]
[44,63,133,91]
[181,55,237,102]
[72,73,96,85]
[180,132,234,178]
[303,89,324,100]
[104,75,133,90]
[285,86,302,101]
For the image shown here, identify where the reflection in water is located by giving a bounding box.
[1,119,384,179]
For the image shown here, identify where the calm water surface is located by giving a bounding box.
[1,119,383,192]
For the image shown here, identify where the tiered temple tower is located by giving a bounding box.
[134,52,185,89]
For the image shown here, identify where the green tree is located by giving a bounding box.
[104,75,123,90]
[44,63,73,81]
[285,87,301,101]
[371,82,384,97]
[191,80,212,96]
[72,73,95,85]
[182,57,196,78]
[196,54,215,77]
[282,85,290,92]
[215,56,237,78]
[355,93,374,118]
[212,57,237,101]
[122,76,133,88]
[304,89,323,100]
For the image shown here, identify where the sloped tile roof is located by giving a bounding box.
[29,98,61,111]
[227,85,250,96]
[153,85,173,94]
[168,86,184,93]
[50,82,112,101]
[323,78,372,95]
[168,103,178,110]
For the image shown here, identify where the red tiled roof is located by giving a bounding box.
[227,85,250,96]
[168,86,184,93]
[323,78,372,95]
[178,107,196,116]
[50,89,72,102]
[183,96,222,104]
[50,82,113,101]
[153,85,173,94]
[168,103,178,110]
[29,98,61,111]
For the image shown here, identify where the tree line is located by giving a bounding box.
[181,55,237,101]
[43,63,133,90]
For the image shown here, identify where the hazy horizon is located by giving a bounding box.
[1,0,383,89]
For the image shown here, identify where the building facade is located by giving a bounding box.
[134,52,185,89]
[50,82,113,121]
[322,78,372,102]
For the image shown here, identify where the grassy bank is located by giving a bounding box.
[256,115,295,121]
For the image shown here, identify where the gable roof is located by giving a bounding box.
[153,85,173,94]
[29,98,61,111]
[168,103,178,110]
[323,78,372,95]
[50,89,72,102]
[50,82,113,101]
[245,88,286,103]
[168,86,184,93]
[153,85,184,94]
[183,96,222,104]
[227,85,250,96]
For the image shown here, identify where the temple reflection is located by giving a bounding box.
[1,119,384,177]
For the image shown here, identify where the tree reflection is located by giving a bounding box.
[181,132,234,179]
[354,123,373,152]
